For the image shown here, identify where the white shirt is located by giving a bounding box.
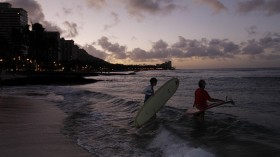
[143,85,154,96]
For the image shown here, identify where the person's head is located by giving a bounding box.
[150,77,157,86]
[198,79,206,89]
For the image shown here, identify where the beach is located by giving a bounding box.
[0,96,95,157]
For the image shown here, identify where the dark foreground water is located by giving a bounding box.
[1,68,280,157]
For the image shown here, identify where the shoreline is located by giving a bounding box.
[0,71,100,86]
[0,96,95,157]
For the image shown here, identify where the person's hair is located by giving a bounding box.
[198,79,206,88]
[150,77,157,84]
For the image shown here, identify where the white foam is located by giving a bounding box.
[149,128,215,157]
[46,93,64,102]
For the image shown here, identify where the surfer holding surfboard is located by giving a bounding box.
[143,78,157,102]
[134,78,179,128]
[191,79,225,122]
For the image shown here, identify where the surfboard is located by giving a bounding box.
[186,100,235,115]
[134,78,179,128]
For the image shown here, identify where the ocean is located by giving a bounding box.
[1,68,280,157]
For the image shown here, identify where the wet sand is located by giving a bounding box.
[0,96,95,157]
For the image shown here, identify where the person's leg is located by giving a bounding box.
[194,112,205,122]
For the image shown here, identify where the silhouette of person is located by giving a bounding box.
[193,79,224,121]
[143,77,157,102]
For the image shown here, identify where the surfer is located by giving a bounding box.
[143,77,157,102]
[141,77,158,121]
[193,79,225,121]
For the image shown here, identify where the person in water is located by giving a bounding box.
[193,79,224,121]
[143,77,157,102]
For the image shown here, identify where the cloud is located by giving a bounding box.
[8,0,64,33]
[241,33,280,60]
[7,0,83,38]
[170,37,240,58]
[97,36,127,59]
[152,39,168,50]
[237,0,264,13]
[104,12,120,31]
[84,0,186,21]
[128,40,171,61]
[237,0,280,15]
[84,0,106,9]
[265,0,280,15]
[8,0,45,22]
[63,21,78,38]
[259,33,280,51]
[123,0,181,20]
[170,35,280,60]
[242,39,264,55]
[127,37,241,62]
[82,43,108,60]
[246,26,258,38]
[39,21,63,33]
[128,48,150,61]
[62,7,73,15]
[197,0,227,14]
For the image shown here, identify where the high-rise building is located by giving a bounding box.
[60,38,75,62]
[0,3,28,56]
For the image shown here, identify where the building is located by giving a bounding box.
[44,31,61,62]
[60,38,75,62]
[156,61,174,70]
[0,3,28,57]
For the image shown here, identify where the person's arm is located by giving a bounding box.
[142,85,153,95]
[142,86,148,94]
[209,98,225,103]
[202,89,223,103]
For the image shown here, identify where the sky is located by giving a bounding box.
[2,0,280,69]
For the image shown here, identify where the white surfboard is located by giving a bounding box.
[134,78,179,128]
[186,100,235,115]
